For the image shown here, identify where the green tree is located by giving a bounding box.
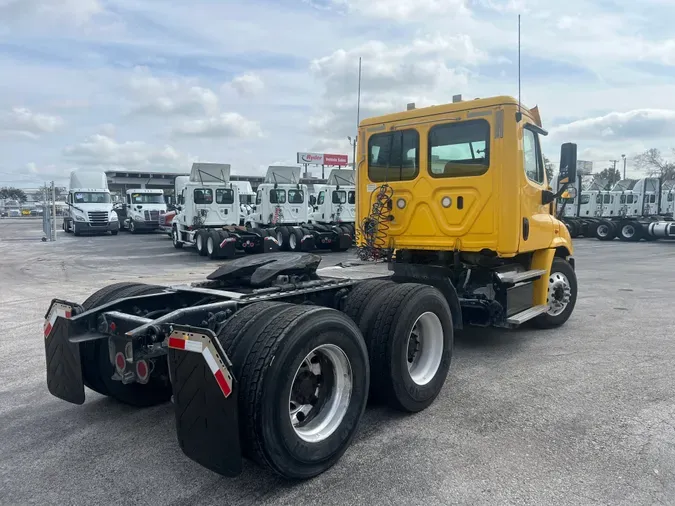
[0,187,27,202]
[634,148,675,182]
[544,156,554,184]
[597,167,622,188]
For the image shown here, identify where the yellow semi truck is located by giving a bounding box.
[42,95,577,480]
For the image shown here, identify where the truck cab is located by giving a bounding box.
[63,170,119,236]
[173,164,239,230]
[116,189,166,233]
[247,166,309,228]
[357,95,577,327]
[309,169,356,225]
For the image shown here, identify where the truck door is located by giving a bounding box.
[519,126,554,252]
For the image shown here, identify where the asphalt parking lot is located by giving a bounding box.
[1,218,673,505]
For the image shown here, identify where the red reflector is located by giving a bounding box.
[115,352,126,372]
[109,322,117,332]
[168,337,186,350]
[136,360,148,380]
[214,369,232,397]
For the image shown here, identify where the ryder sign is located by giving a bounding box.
[297,152,349,166]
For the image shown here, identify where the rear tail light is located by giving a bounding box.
[136,360,150,384]
[115,352,126,373]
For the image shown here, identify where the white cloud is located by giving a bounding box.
[550,109,675,141]
[328,0,469,21]
[98,123,116,137]
[0,107,64,139]
[63,134,192,171]
[229,73,265,97]
[172,113,263,139]
[128,69,219,117]
[0,0,104,26]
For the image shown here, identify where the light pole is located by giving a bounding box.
[621,154,626,180]
[348,136,357,170]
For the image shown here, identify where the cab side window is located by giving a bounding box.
[580,194,590,204]
[317,191,325,205]
[256,190,262,205]
[523,127,545,185]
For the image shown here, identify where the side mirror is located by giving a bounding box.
[562,187,578,200]
[558,142,577,185]
[309,195,317,206]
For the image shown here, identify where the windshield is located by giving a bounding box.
[130,193,164,204]
[240,194,255,205]
[73,192,110,204]
[288,189,304,204]
[216,189,234,205]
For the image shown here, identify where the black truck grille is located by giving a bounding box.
[88,211,108,226]
[144,210,160,222]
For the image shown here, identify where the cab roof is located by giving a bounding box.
[359,95,536,127]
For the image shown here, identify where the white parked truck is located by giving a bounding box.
[171,163,279,258]
[231,180,256,225]
[246,166,351,252]
[63,170,119,236]
[561,176,675,241]
[115,189,167,233]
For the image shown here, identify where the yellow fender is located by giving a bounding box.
[530,248,555,306]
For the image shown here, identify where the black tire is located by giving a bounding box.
[595,220,615,241]
[196,230,208,256]
[367,283,453,413]
[172,225,183,249]
[80,282,157,396]
[94,284,172,406]
[111,230,118,236]
[73,223,81,236]
[219,304,369,479]
[129,221,137,234]
[206,230,220,259]
[618,221,642,242]
[276,226,291,250]
[566,221,580,238]
[532,257,578,329]
[289,227,303,252]
[342,279,396,330]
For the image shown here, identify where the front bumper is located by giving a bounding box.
[129,219,159,231]
[74,221,120,233]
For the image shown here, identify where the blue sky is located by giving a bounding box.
[2,0,675,186]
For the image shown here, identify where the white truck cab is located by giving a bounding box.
[308,169,356,225]
[116,189,166,233]
[247,166,309,228]
[63,170,119,236]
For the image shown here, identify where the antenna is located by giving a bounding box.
[354,56,362,170]
[516,14,522,122]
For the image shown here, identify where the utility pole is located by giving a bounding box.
[610,159,619,180]
[51,181,57,242]
[621,154,626,180]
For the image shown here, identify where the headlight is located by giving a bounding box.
[110,212,118,221]
[74,214,85,222]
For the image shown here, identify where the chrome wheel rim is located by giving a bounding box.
[196,234,203,251]
[289,233,297,249]
[207,236,214,255]
[547,272,572,316]
[622,225,635,238]
[597,224,609,237]
[277,231,284,245]
[172,228,178,244]
[289,344,352,443]
[406,312,444,386]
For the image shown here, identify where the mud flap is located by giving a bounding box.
[167,326,242,477]
[338,232,352,250]
[218,237,237,259]
[44,302,85,405]
[263,235,280,253]
[300,234,316,251]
